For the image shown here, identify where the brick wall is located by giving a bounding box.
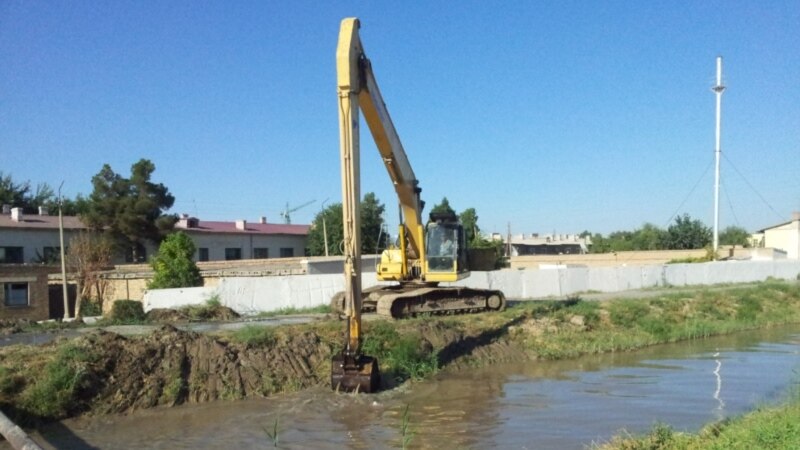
[0,265,59,321]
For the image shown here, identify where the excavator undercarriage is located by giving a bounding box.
[331,284,506,319]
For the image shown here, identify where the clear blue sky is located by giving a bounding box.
[2,1,798,236]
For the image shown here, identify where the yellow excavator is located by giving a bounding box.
[330,18,505,392]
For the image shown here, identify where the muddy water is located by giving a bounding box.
[21,325,800,450]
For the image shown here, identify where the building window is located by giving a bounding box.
[253,248,269,259]
[198,248,209,262]
[279,248,294,258]
[225,248,242,260]
[0,247,24,264]
[3,282,29,307]
[124,243,147,263]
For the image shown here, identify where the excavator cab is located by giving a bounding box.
[424,213,469,282]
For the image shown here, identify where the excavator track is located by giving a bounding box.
[331,285,506,319]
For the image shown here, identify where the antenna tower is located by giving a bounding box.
[712,56,726,257]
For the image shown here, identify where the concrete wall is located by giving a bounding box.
[141,260,800,314]
[510,249,708,269]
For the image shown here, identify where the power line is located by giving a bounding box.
[722,153,784,222]
[663,158,713,228]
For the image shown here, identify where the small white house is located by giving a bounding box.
[757,212,800,259]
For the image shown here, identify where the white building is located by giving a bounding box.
[0,207,309,264]
[755,212,800,259]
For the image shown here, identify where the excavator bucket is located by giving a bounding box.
[331,352,381,393]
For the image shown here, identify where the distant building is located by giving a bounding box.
[0,207,86,264]
[506,233,591,257]
[0,264,63,321]
[0,206,310,265]
[174,215,308,261]
[754,212,800,259]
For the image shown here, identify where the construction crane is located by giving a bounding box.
[280,200,315,224]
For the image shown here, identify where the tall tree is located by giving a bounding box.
[459,208,479,244]
[82,159,176,261]
[306,192,389,256]
[360,192,389,254]
[0,172,27,207]
[307,203,344,256]
[67,232,114,318]
[719,226,751,247]
[429,197,456,218]
[664,214,712,250]
[631,223,667,250]
[0,172,89,215]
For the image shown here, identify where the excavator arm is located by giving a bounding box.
[331,18,505,392]
[338,18,426,263]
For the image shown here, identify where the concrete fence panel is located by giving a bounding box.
[141,260,800,314]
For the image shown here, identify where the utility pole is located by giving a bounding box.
[506,222,511,258]
[57,182,69,320]
[712,56,726,258]
[321,198,330,256]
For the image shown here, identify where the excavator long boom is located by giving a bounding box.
[336,17,425,260]
[330,17,381,393]
[331,19,505,392]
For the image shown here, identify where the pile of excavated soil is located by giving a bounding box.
[8,319,518,419]
[0,319,33,336]
[78,325,331,415]
[145,306,240,323]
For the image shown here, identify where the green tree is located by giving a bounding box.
[719,226,750,247]
[0,172,54,213]
[630,223,667,250]
[429,197,456,218]
[307,203,343,256]
[361,192,389,254]
[82,159,176,262]
[149,232,202,289]
[306,192,389,256]
[664,214,711,249]
[459,208,479,244]
[0,172,88,215]
[0,172,28,207]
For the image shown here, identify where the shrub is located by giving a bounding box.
[149,231,202,289]
[109,300,145,323]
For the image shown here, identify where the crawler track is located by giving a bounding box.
[331,284,506,319]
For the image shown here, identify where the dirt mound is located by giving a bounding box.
[145,309,191,322]
[0,319,33,336]
[145,306,241,323]
[78,325,331,415]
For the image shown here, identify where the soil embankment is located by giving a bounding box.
[1,280,800,426]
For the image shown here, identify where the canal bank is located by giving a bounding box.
[1,281,799,439]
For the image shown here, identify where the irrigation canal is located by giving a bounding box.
[7,324,800,449]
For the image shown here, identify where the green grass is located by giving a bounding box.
[253,304,332,318]
[598,392,800,449]
[507,281,800,361]
[19,342,98,418]
[361,320,439,383]
[3,280,799,425]
[230,324,278,347]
